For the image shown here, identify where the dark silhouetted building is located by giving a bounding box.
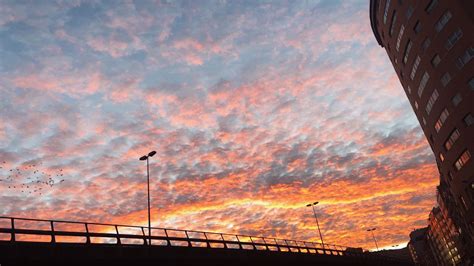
[408,227,436,265]
[375,247,412,262]
[369,0,474,264]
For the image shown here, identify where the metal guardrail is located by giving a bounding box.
[0,216,389,260]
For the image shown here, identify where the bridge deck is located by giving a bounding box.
[0,216,412,266]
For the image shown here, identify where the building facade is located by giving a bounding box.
[427,206,462,265]
[369,0,474,264]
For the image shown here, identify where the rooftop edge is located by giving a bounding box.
[369,0,384,47]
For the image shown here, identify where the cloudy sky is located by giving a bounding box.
[0,0,438,250]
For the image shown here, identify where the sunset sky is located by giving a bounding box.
[0,0,439,250]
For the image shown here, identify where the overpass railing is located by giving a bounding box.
[0,216,375,258]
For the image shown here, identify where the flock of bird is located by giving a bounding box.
[0,161,65,195]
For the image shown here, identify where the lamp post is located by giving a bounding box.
[367,228,379,251]
[306,201,325,250]
[139,150,157,245]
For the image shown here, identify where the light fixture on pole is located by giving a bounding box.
[306,201,325,250]
[139,150,157,245]
[367,228,379,251]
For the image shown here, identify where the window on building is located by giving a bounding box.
[384,0,392,24]
[435,108,449,132]
[460,196,468,211]
[431,54,441,67]
[441,72,451,87]
[456,47,473,69]
[423,117,427,126]
[435,10,452,32]
[425,0,438,14]
[396,25,405,52]
[439,153,445,162]
[448,171,454,181]
[446,29,463,50]
[426,89,439,114]
[418,72,430,97]
[389,11,398,36]
[414,21,422,34]
[407,85,411,94]
[403,40,413,64]
[406,5,414,20]
[421,38,431,52]
[470,78,474,90]
[455,255,461,262]
[415,101,419,110]
[464,113,474,126]
[454,150,471,171]
[452,93,462,106]
[444,128,460,151]
[410,56,421,80]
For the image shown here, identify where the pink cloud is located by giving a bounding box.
[160,37,237,66]
[173,38,205,51]
[108,77,141,103]
[12,70,104,96]
[87,35,128,58]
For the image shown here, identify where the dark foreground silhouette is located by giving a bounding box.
[0,216,412,266]
[0,241,412,266]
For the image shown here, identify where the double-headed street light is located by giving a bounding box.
[306,201,325,250]
[367,227,379,251]
[139,150,157,245]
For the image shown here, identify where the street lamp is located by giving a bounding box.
[306,201,325,250]
[367,228,379,251]
[139,150,157,245]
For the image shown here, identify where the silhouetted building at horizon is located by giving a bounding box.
[369,0,473,264]
[375,247,412,262]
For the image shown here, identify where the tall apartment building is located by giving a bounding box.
[369,0,473,264]
[427,206,462,265]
